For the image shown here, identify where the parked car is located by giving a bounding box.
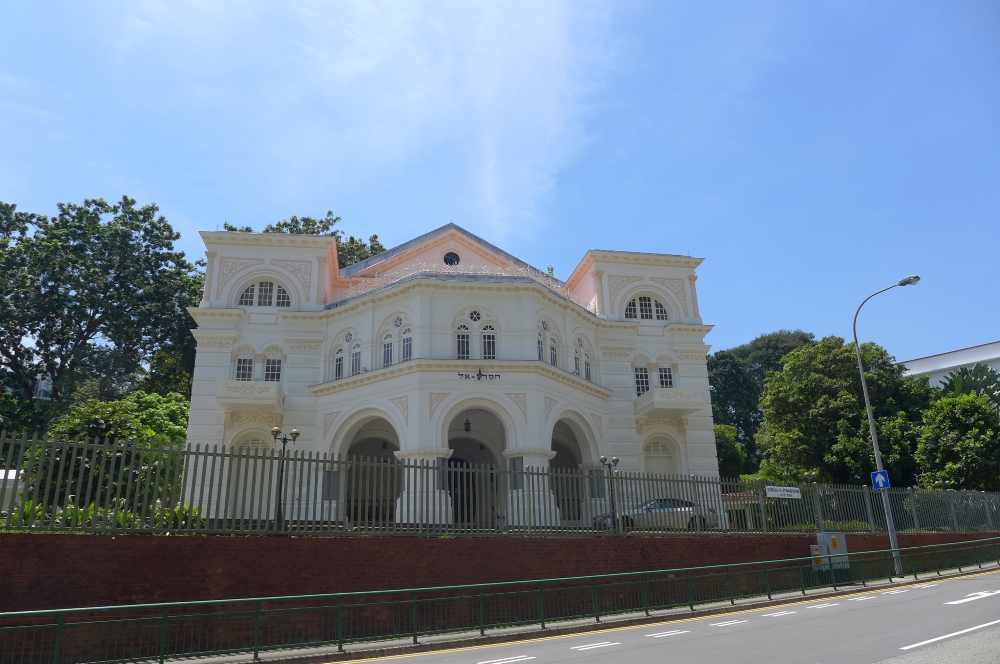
[592,498,719,531]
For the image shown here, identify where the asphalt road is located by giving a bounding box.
[361,568,1000,664]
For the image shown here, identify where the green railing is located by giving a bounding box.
[3,433,999,538]
[2,536,999,664]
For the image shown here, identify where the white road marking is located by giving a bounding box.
[914,583,939,588]
[711,620,748,626]
[570,642,619,651]
[761,611,796,617]
[848,596,874,601]
[806,603,839,609]
[882,589,909,595]
[944,590,1000,605]
[646,629,690,638]
[478,657,536,664]
[900,618,1000,650]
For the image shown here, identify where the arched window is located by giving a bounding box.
[658,366,673,388]
[351,343,361,376]
[456,325,470,360]
[482,325,496,360]
[237,281,292,308]
[382,332,394,367]
[574,350,580,375]
[334,348,344,380]
[537,332,544,361]
[644,440,674,475]
[549,337,558,367]
[235,356,254,381]
[624,295,669,321]
[584,354,592,382]
[401,328,413,362]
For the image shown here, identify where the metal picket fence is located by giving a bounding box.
[1,535,999,664]
[1,432,998,537]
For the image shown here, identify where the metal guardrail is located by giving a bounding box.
[1,536,999,664]
[1,433,998,536]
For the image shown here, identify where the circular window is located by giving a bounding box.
[344,332,353,343]
[541,321,549,331]
[393,317,403,328]
[444,252,460,266]
[577,338,584,348]
[469,311,481,322]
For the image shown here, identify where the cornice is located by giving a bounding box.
[589,250,704,269]
[308,359,614,399]
[188,307,245,327]
[200,231,335,249]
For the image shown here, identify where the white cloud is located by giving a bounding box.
[108,0,612,239]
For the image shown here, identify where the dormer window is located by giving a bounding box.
[444,252,460,266]
[238,281,292,308]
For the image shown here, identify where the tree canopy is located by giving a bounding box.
[714,424,745,479]
[225,211,386,268]
[755,335,931,485]
[939,363,1000,409]
[49,390,189,445]
[917,392,1000,491]
[0,197,201,432]
[708,330,815,469]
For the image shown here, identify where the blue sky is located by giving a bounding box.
[2,1,997,361]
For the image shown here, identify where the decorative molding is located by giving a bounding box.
[323,411,341,437]
[285,385,309,394]
[391,396,409,424]
[505,393,527,418]
[688,275,700,318]
[217,258,263,298]
[197,337,237,349]
[592,270,605,316]
[227,413,282,432]
[202,231,335,249]
[271,259,312,301]
[502,449,557,460]
[287,342,322,352]
[608,275,643,302]
[600,346,634,358]
[637,417,683,435]
[429,393,450,419]
[224,383,273,394]
[608,415,637,428]
[676,353,707,362]
[544,396,557,420]
[651,277,688,314]
[590,412,602,432]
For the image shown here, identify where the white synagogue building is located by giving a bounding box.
[187,223,719,488]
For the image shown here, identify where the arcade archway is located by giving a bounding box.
[446,408,505,526]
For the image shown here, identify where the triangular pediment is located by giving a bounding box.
[341,223,550,280]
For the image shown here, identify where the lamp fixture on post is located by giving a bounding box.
[464,411,472,434]
[599,455,620,535]
[270,426,300,534]
[852,274,920,575]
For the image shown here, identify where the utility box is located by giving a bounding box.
[812,532,852,584]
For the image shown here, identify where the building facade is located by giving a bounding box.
[900,341,1000,387]
[187,224,718,497]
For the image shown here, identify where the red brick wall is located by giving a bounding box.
[0,532,989,612]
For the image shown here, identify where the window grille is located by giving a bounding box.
[264,358,282,382]
[574,351,580,375]
[402,331,412,362]
[659,367,673,388]
[382,335,393,367]
[549,338,558,367]
[634,367,650,396]
[238,285,255,306]
[235,358,254,381]
[537,334,544,361]
[482,325,496,360]
[638,296,653,320]
[334,353,343,380]
[276,285,291,307]
[654,300,668,321]
[456,325,470,359]
[625,298,637,319]
[351,345,361,376]
[584,356,592,382]
[257,282,274,307]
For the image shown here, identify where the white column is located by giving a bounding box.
[503,449,561,528]
[393,449,455,525]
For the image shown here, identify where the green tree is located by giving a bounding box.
[755,336,931,485]
[939,363,1000,409]
[708,330,815,468]
[50,390,189,444]
[917,392,1000,491]
[228,211,386,268]
[714,424,745,479]
[0,198,202,430]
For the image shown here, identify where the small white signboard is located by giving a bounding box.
[765,485,802,499]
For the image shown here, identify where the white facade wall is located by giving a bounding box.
[187,226,719,486]
[900,341,1000,387]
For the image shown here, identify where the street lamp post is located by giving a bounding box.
[852,275,920,576]
[599,455,620,534]
[270,426,300,533]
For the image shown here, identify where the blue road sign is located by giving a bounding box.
[871,470,890,490]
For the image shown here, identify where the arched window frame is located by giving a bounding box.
[549,336,559,368]
[234,346,256,381]
[456,324,470,360]
[480,323,497,360]
[633,355,651,397]
[623,293,671,322]
[401,327,413,362]
[350,342,362,376]
[235,278,294,309]
[333,347,345,380]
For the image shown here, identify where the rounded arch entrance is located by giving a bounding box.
[442,401,511,526]
[549,410,599,525]
[330,409,403,526]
